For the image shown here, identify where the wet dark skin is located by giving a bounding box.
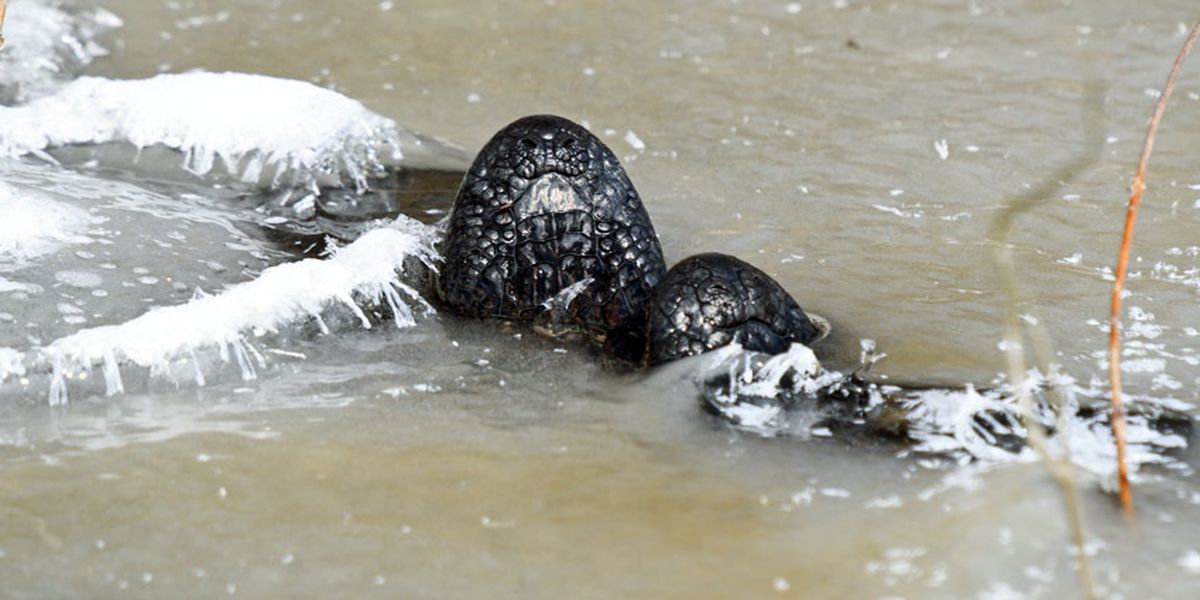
[437,115,820,365]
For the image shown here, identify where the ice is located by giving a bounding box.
[898,372,1188,480]
[0,180,94,267]
[0,347,25,382]
[624,130,646,151]
[934,138,949,160]
[1179,549,1200,574]
[0,1,121,104]
[694,345,1189,478]
[540,277,594,313]
[902,385,1038,463]
[0,72,466,192]
[0,276,37,292]
[696,343,835,435]
[13,215,440,404]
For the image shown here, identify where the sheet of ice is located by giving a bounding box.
[0,72,467,192]
[0,180,94,267]
[1,215,440,404]
[0,1,121,103]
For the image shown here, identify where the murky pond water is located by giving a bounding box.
[3,0,1200,597]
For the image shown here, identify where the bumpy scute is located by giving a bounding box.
[646,253,821,365]
[438,115,666,339]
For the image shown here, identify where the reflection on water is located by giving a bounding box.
[3,0,1200,597]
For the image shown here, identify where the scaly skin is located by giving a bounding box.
[646,253,821,366]
[438,115,666,340]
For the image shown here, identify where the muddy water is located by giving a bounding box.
[4,0,1200,597]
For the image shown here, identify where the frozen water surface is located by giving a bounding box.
[2,1,1200,599]
[0,0,120,103]
[0,179,94,265]
[0,71,465,192]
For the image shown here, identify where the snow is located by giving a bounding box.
[0,1,121,103]
[0,72,464,193]
[6,215,440,404]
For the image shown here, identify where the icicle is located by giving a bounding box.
[188,348,206,387]
[241,153,265,184]
[48,358,67,406]
[102,347,125,396]
[244,341,268,370]
[231,338,257,381]
[187,144,215,176]
[382,284,415,328]
[313,313,331,335]
[338,293,372,329]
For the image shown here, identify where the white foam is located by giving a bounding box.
[0,1,121,103]
[0,72,461,191]
[19,215,439,404]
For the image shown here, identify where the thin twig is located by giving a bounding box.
[988,84,1105,600]
[1108,22,1200,520]
[0,0,8,50]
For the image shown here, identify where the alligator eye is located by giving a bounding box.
[518,137,538,153]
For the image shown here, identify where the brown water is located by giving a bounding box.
[3,0,1200,597]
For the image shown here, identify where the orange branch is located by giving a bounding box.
[0,0,7,50]
[1108,22,1200,519]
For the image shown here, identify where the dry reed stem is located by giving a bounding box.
[1108,22,1200,520]
[0,0,7,50]
[987,86,1104,599]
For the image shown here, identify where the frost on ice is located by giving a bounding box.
[694,344,1189,479]
[0,72,467,193]
[0,0,121,104]
[4,215,440,404]
[0,180,94,266]
[696,342,837,435]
